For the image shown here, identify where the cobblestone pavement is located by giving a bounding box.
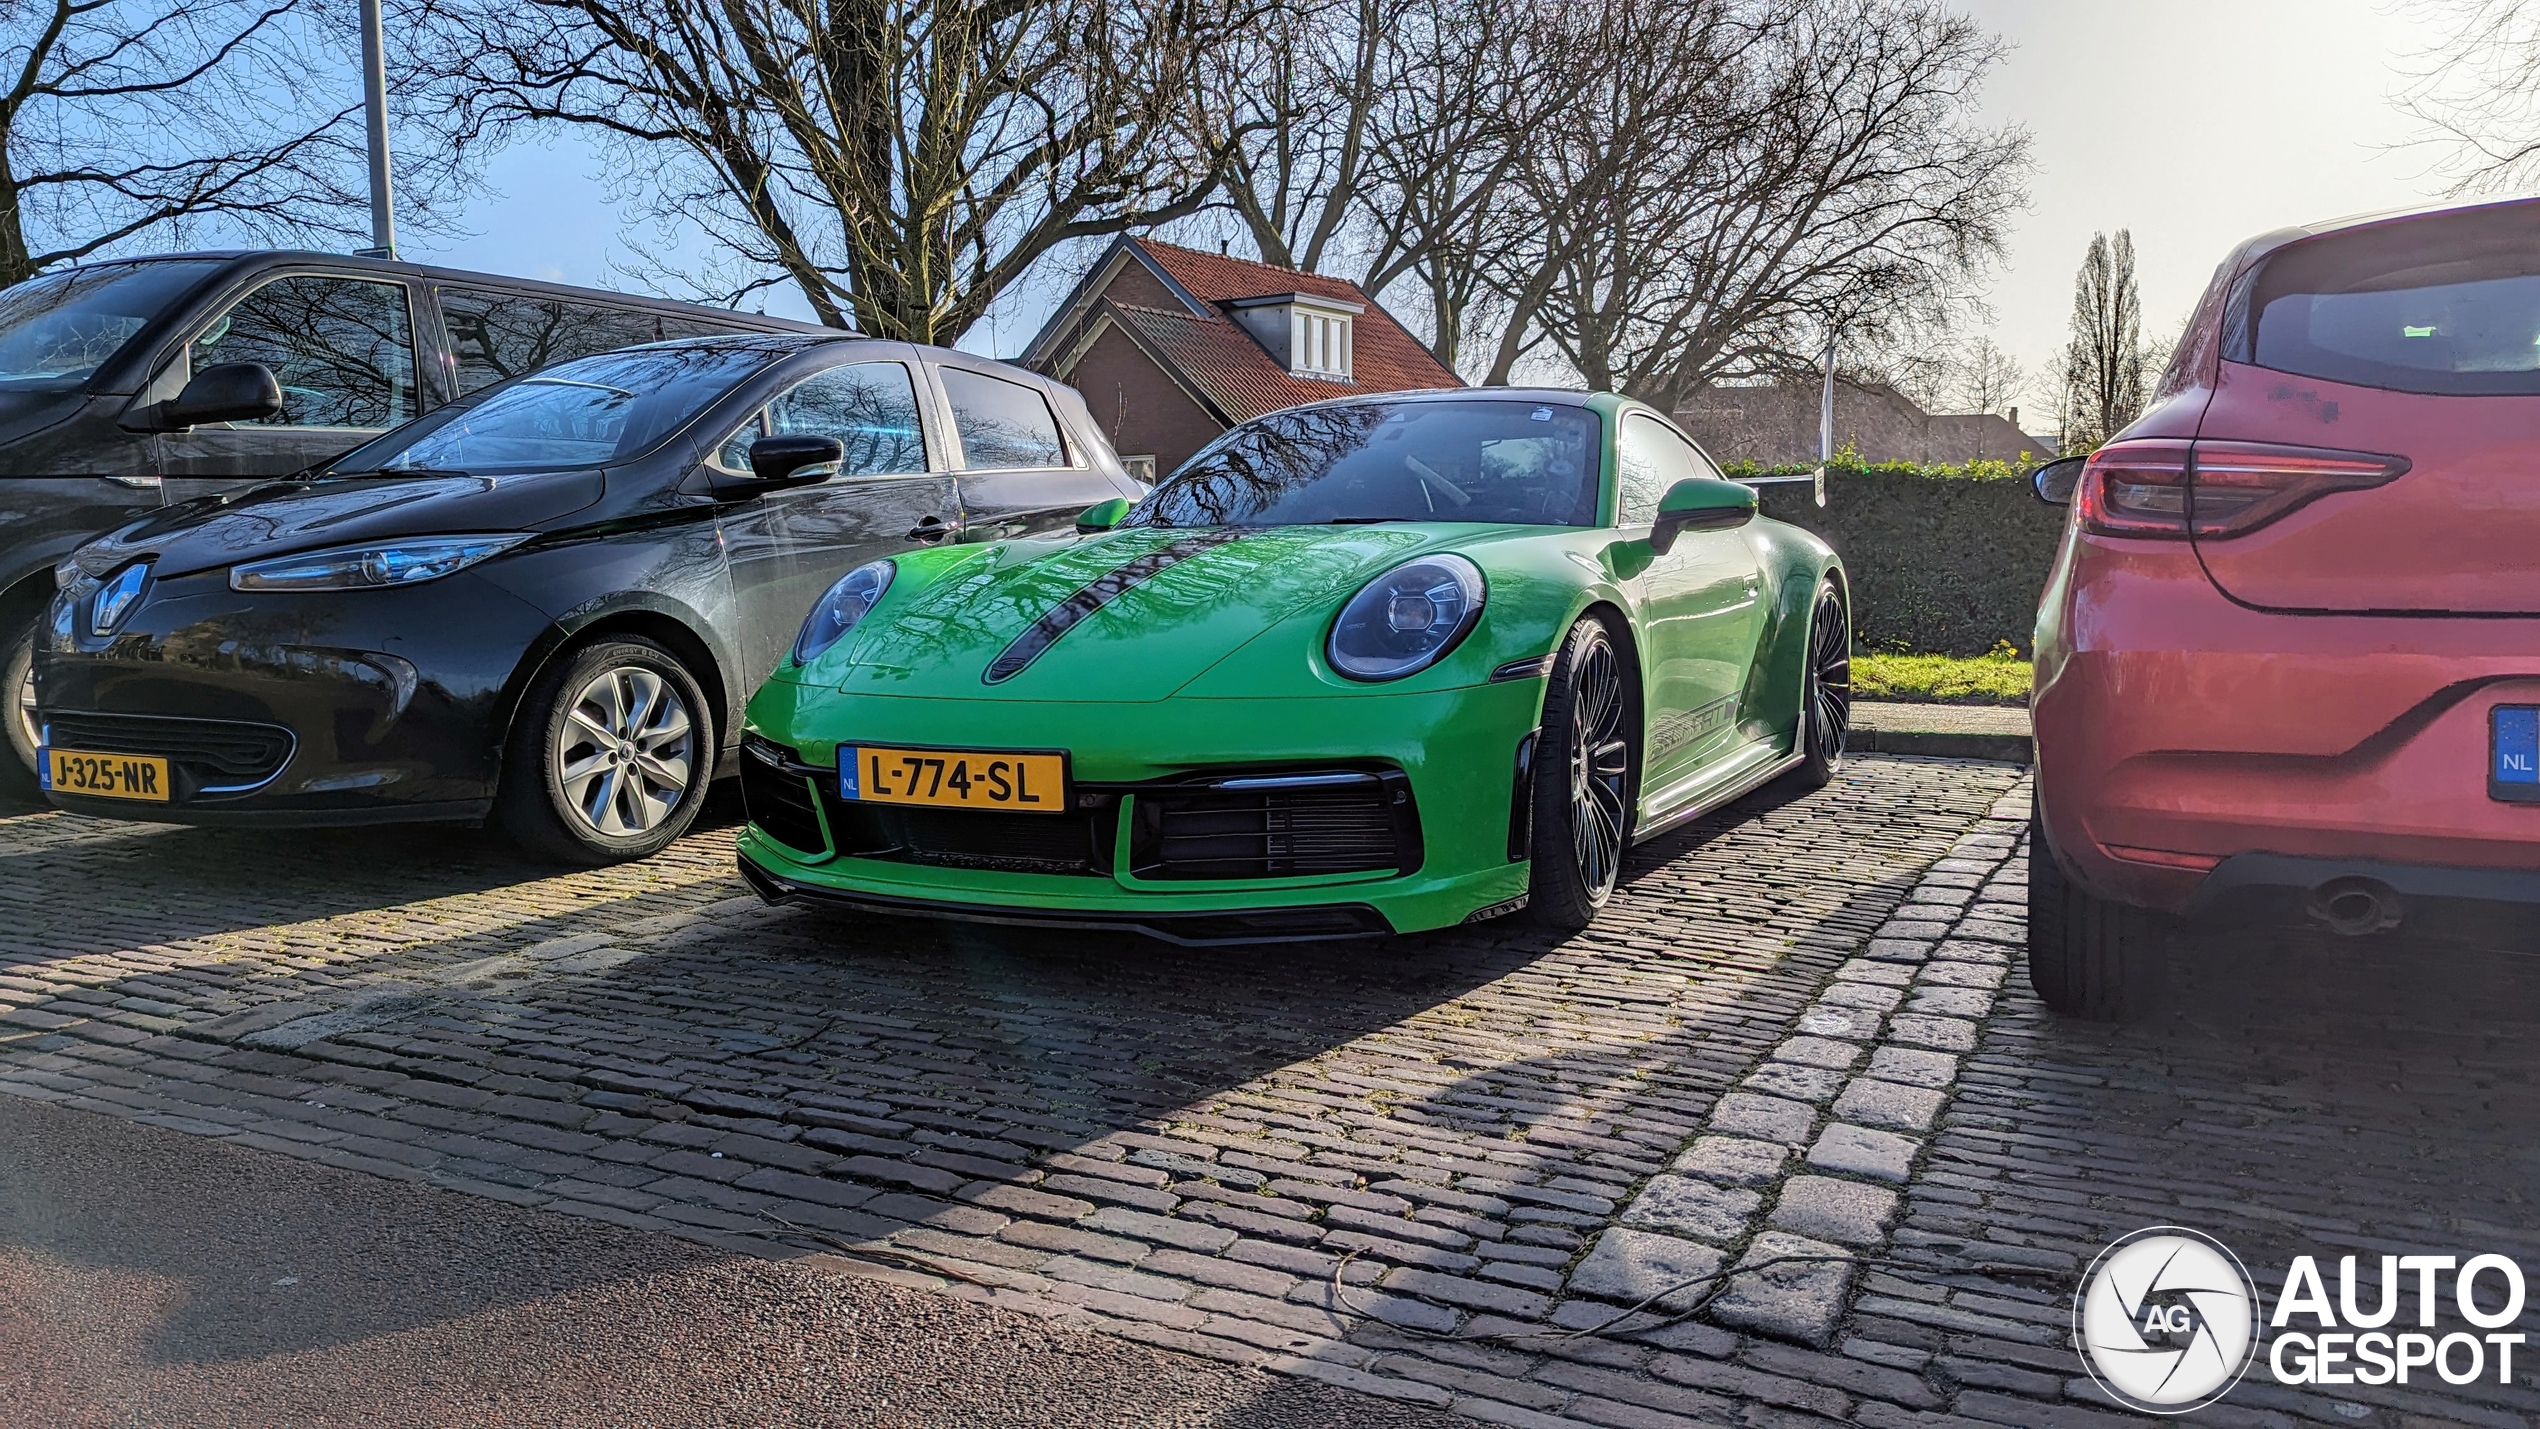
[2,757,2536,1427]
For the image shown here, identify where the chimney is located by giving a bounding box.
[2008,405,2019,429]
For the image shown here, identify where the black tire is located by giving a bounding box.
[0,604,42,804]
[2027,801,2167,1019]
[498,638,714,865]
[1526,617,1635,934]
[1787,579,1850,791]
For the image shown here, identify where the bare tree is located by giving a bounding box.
[400,0,1259,341]
[1180,0,1547,371]
[0,0,419,287]
[2056,229,2153,452]
[2402,0,2540,192]
[1948,335,2025,414]
[1480,0,2027,409]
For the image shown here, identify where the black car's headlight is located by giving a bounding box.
[229,534,531,592]
[794,560,895,664]
[1328,554,1485,682]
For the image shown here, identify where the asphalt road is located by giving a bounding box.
[0,1096,1466,1428]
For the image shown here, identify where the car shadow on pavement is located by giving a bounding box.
[0,795,747,965]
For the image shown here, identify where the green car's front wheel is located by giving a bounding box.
[1527,617,1635,933]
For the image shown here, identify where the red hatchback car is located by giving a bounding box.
[2028,196,2540,1016]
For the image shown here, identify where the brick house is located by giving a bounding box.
[1675,377,2054,467]
[1022,236,1462,481]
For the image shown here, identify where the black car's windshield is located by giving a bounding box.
[1125,399,1602,529]
[327,343,780,475]
[0,260,220,386]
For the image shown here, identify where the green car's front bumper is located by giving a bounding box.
[734,677,1545,943]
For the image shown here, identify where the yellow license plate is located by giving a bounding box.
[842,745,1068,814]
[44,748,172,802]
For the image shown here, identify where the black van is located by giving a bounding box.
[0,250,823,796]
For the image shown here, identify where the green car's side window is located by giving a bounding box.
[1618,413,1696,527]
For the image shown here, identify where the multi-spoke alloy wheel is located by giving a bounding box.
[1,619,39,799]
[1791,582,1851,789]
[555,665,696,836]
[500,637,712,864]
[1528,618,1636,933]
[1567,632,1629,899]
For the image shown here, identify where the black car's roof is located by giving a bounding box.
[43,249,831,332]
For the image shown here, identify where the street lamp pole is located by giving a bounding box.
[357,0,396,259]
[1814,327,1834,509]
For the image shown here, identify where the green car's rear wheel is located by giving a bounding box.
[1791,580,1851,789]
[1527,617,1634,932]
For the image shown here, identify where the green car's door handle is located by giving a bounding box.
[908,515,958,543]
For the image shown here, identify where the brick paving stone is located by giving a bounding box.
[1708,1092,1818,1146]
[1831,1078,1947,1133]
[1617,1175,1759,1241]
[1863,1046,1958,1089]
[1563,1227,1725,1310]
[1706,1231,1856,1348]
[1766,1176,1898,1247]
[1670,1135,1788,1185]
[1807,1123,1918,1183]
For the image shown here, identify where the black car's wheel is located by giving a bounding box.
[1788,580,1849,791]
[499,638,713,865]
[2027,799,2166,1019]
[0,606,42,802]
[1527,617,1634,933]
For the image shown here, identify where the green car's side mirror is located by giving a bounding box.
[1649,477,1757,554]
[2032,454,2086,506]
[1076,497,1132,534]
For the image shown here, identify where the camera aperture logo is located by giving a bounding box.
[2076,1227,2260,1414]
[2076,1227,2531,1415]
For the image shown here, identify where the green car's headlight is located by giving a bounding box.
[229,534,531,592]
[794,559,894,664]
[1329,554,1485,682]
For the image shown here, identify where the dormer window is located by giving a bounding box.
[1226,292,1363,382]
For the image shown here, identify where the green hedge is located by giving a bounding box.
[1733,462,2068,657]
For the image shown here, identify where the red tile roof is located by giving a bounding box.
[1113,240,1461,424]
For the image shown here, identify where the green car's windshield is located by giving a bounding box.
[1125,399,1602,529]
[0,260,220,386]
[325,343,779,475]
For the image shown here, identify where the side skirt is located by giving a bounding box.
[1627,743,1805,848]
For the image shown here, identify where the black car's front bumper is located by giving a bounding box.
[33,566,551,825]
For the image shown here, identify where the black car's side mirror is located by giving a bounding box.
[1076,497,1131,534]
[2033,454,2086,506]
[717,435,845,499]
[1649,476,1757,554]
[133,362,284,432]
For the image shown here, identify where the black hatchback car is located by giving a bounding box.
[0,250,822,799]
[34,334,1140,862]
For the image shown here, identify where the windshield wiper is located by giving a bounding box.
[318,466,472,480]
[1321,516,1404,525]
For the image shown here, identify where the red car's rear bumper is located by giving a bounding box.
[2033,540,2540,915]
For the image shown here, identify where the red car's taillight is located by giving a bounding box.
[2074,439,2194,537]
[2076,438,2410,539]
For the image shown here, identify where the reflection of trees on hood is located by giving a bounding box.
[1129,404,1393,527]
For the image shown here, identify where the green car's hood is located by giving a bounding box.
[831,523,1484,701]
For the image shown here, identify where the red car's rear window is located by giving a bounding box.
[2248,205,2540,398]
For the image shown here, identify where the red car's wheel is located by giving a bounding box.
[2027,801,2166,1019]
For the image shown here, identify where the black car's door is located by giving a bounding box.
[932,362,1126,539]
[714,352,959,680]
[147,271,426,503]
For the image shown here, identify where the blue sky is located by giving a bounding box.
[399,0,2530,401]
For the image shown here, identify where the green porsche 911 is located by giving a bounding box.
[734,390,1849,943]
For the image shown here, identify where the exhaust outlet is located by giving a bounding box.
[2306,877,2402,937]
